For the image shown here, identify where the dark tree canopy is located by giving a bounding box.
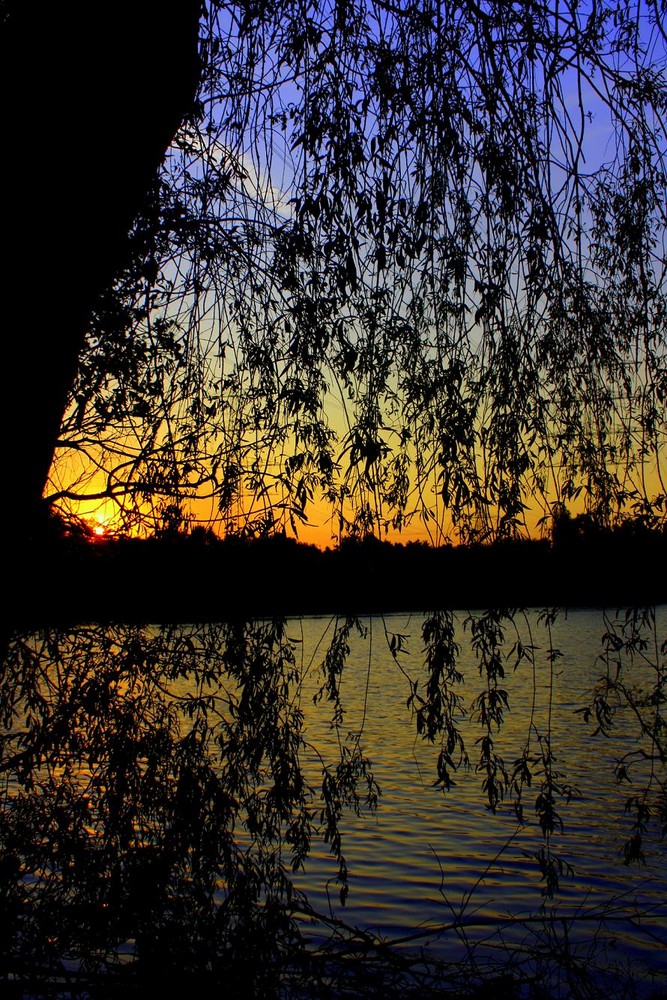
[45,0,667,544]
[2,8,667,993]
[0,0,200,543]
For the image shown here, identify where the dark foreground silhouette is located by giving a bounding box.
[0,1,200,542]
[9,518,666,626]
[1,611,665,999]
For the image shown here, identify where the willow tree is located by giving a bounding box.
[0,0,200,545]
[50,0,667,544]
[4,5,667,991]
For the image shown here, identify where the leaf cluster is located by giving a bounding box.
[48,0,667,544]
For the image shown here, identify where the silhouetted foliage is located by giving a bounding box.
[46,0,667,545]
[1,612,665,997]
[0,0,200,545]
[0,621,376,995]
[6,521,665,626]
[2,5,667,998]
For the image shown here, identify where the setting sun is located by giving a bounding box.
[87,507,116,539]
[93,517,107,537]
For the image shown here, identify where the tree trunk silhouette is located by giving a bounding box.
[0,0,200,546]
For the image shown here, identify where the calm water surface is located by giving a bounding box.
[9,608,665,997]
[280,608,667,993]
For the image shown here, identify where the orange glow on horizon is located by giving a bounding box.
[89,511,113,538]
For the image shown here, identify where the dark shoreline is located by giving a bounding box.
[6,530,667,627]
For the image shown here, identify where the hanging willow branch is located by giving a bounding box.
[53,0,667,543]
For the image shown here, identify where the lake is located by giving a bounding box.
[282,608,667,997]
[2,606,665,998]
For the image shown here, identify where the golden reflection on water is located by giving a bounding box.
[284,610,667,964]
[2,610,665,994]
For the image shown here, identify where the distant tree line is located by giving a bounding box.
[11,509,665,625]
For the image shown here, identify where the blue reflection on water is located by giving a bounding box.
[288,608,667,995]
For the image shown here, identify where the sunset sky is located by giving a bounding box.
[44,0,667,549]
